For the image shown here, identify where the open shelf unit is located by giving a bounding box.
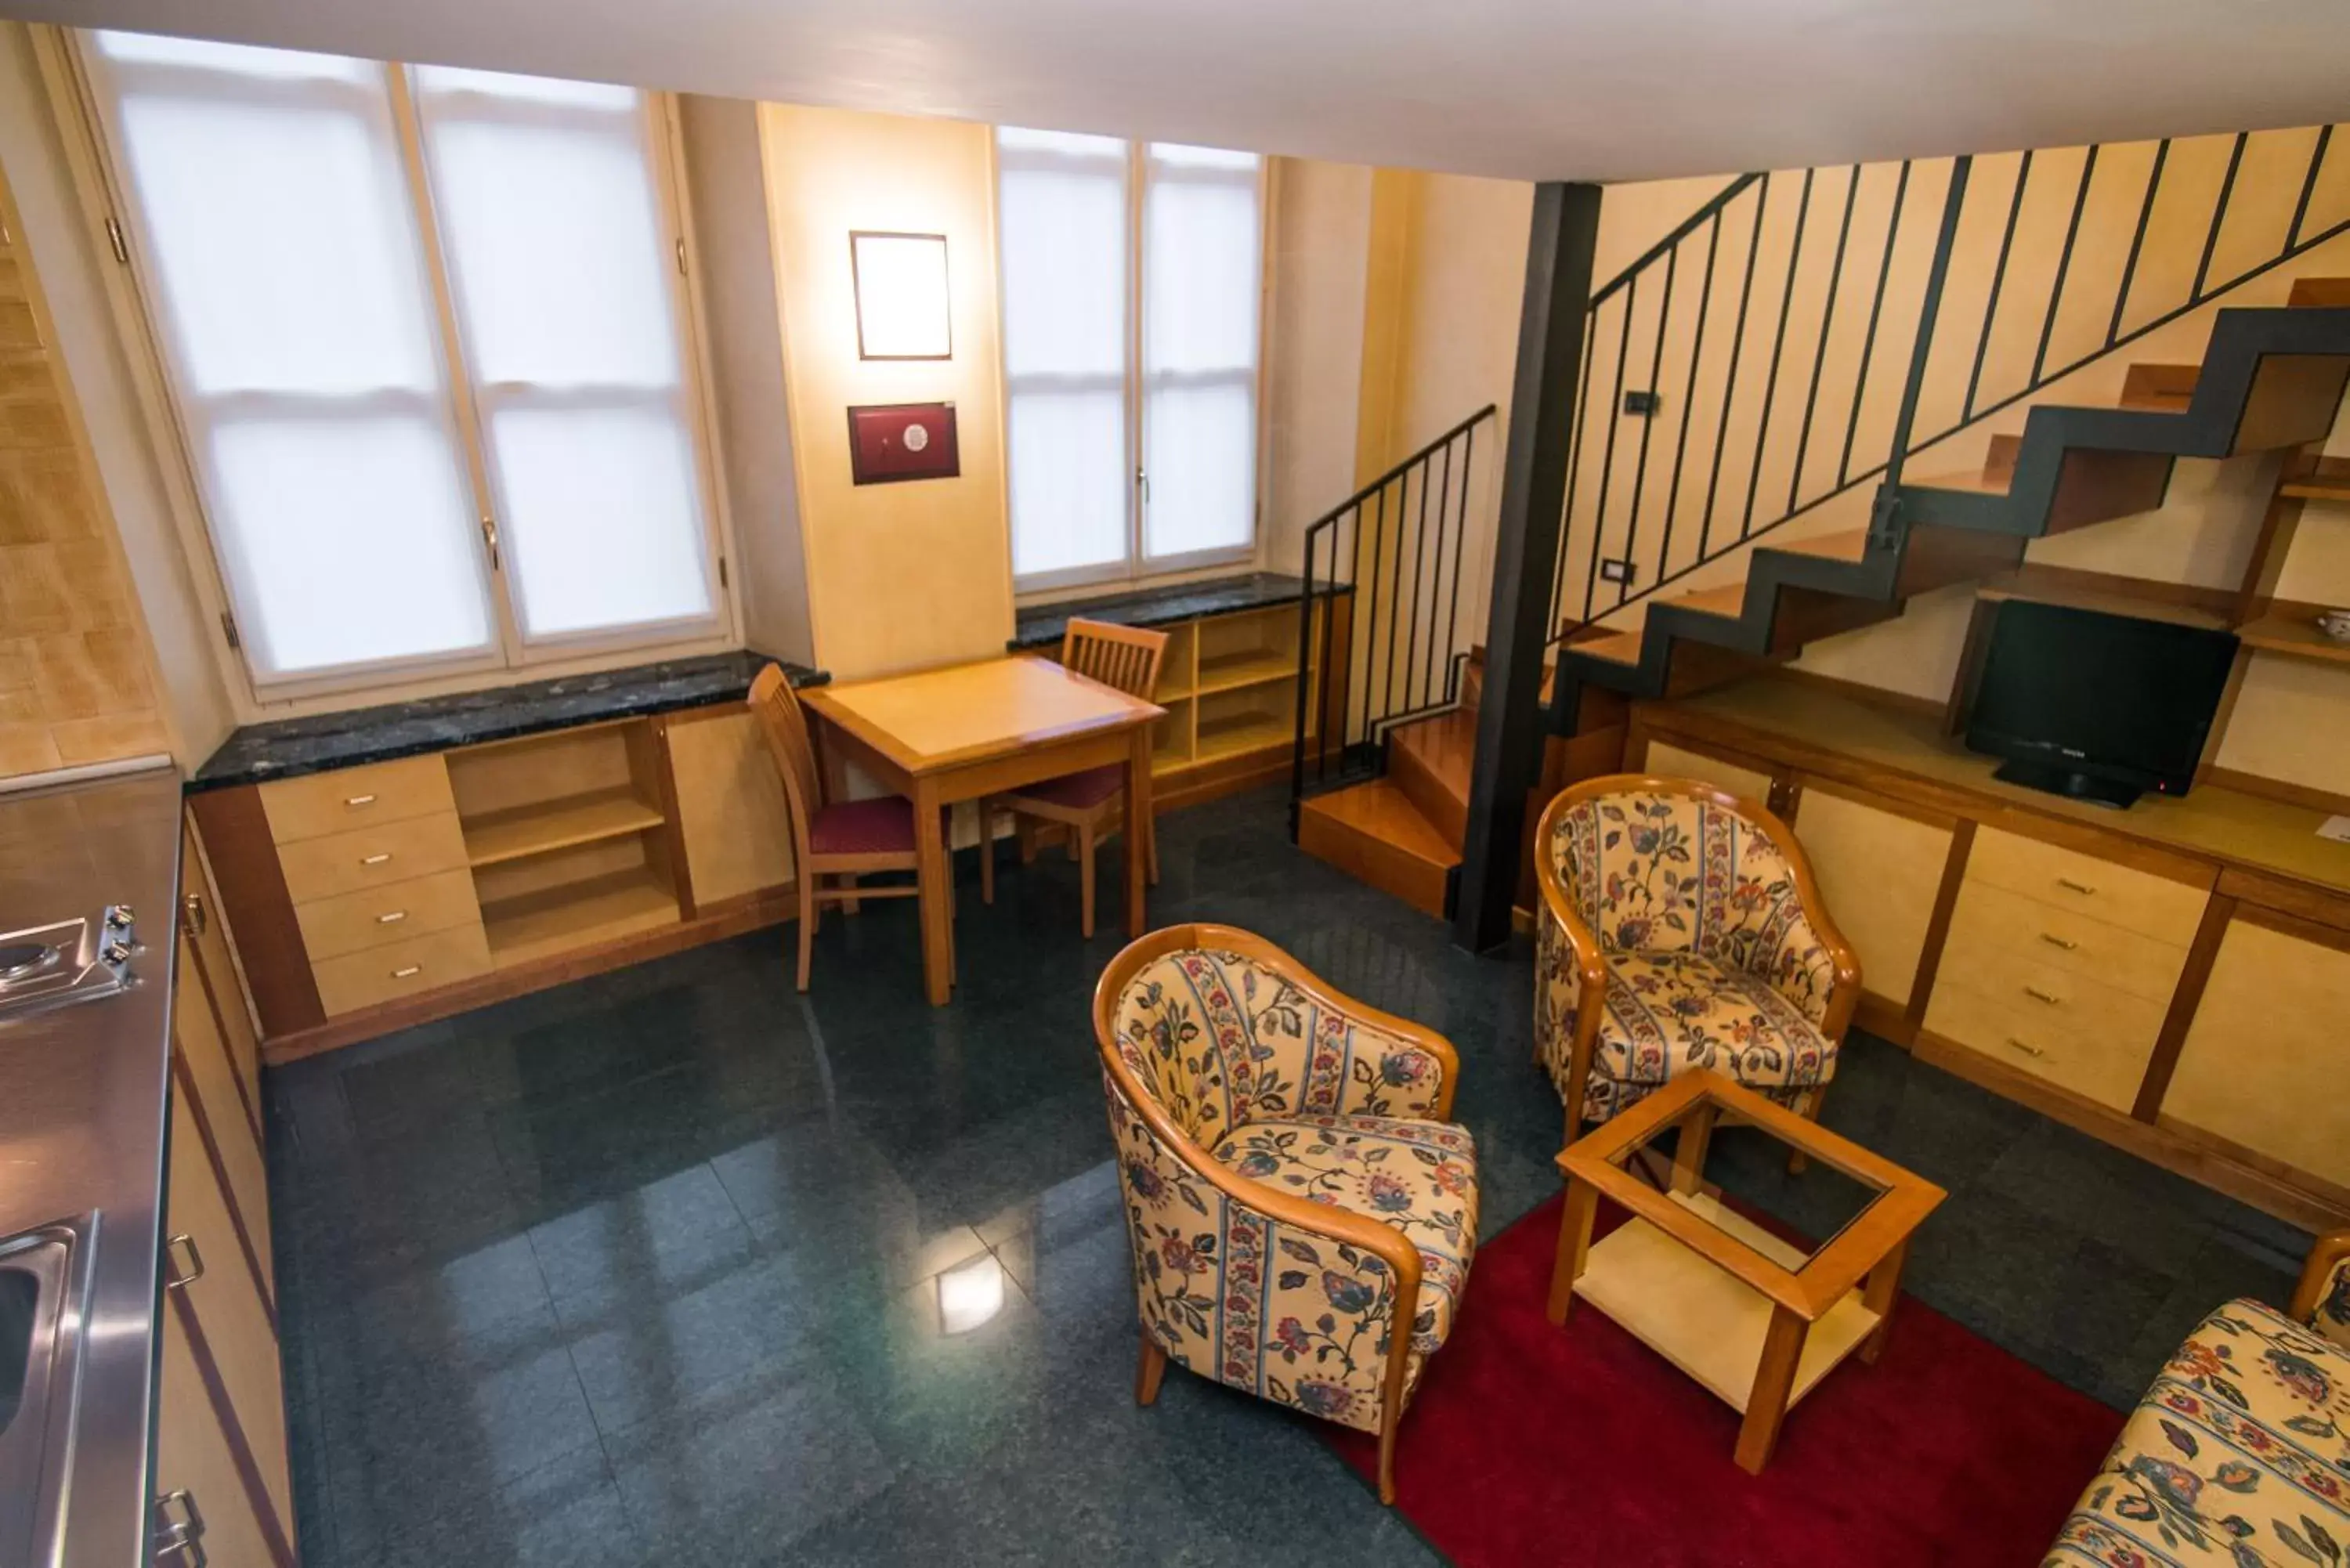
[2236,600,2350,665]
[446,719,683,964]
[1140,598,1336,789]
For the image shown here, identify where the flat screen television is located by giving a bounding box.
[1963,599,2239,809]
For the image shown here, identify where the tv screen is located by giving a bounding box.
[1964,600,2239,808]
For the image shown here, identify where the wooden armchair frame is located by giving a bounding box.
[1534,773,1863,1144]
[1093,923,1462,1505]
[2290,1227,2350,1324]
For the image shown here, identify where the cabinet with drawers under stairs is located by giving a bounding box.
[190,701,799,1059]
[1625,677,2350,1231]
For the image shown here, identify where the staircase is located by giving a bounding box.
[1293,124,2350,920]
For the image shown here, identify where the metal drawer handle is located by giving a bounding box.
[360,852,393,866]
[376,910,408,925]
[181,892,208,937]
[164,1233,204,1289]
[2055,876,2097,895]
[154,1488,207,1566]
[2023,985,2063,1006]
[345,793,378,807]
[392,965,422,980]
[2037,932,2078,952]
[2002,1036,2048,1060]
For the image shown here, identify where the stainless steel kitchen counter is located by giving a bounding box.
[0,765,184,1568]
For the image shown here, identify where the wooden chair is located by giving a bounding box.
[747,663,943,991]
[978,619,1166,936]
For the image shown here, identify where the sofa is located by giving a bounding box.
[2045,1229,2350,1566]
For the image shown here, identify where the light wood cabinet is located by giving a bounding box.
[1789,780,1954,1013]
[2160,917,2350,1190]
[667,709,796,907]
[1639,737,1780,807]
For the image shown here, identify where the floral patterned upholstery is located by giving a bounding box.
[1536,787,1846,1126]
[1101,943,1477,1444]
[2045,1299,2349,1566]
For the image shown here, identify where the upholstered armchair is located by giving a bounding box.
[1095,924,1479,1504]
[1535,774,1860,1140]
[2044,1229,2350,1566]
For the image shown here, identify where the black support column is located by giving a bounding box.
[1454,180,1601,953]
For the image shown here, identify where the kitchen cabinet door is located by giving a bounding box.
[1790,779,1956,1014]
[172,924,273,1302]
[182,818,265,1139]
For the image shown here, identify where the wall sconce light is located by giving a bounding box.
[935,1253,1005,1335]
[851,231,951,360]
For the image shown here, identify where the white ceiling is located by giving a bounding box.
[9,0,2350,183]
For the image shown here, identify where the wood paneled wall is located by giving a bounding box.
[0,159,167,777]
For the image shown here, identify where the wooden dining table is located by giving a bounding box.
[798,655,1166,1005]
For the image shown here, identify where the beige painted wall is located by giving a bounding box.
[758,103,1013,681]
[678,94,813,668]
[1264,157,1372,576]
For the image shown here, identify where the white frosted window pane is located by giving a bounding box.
[998,126,1124,159]
[490,407,712,638]
[419,111,678,387]
[211,419,490,674]
[95,31,373,81]
[1144,383,1254,559]
[1150,141,1259,171]
[113,96,437,394]
[412,65,634,109]
[1000,165,1125,378]
[1144,172,1261,374]
[1008,390,1127,578]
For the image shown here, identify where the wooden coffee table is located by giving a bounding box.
[1546,1068,1946,1472]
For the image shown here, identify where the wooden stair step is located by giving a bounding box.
[1575,628,1647,666]
[1665,583,1748,620]
[1387,708,1473,847]
[2120,362,2199,411]
[1296,779,1458,919]
[1903,466,2013,497]
[1985,433,2021,479]
[1769,528,1871,564]
[2288,276,2350,307]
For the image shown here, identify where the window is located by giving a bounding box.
[80,34,722,692]
[996,129,1263,591]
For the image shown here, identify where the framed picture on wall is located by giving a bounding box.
[849,231,952,360]
[848,402,960,484]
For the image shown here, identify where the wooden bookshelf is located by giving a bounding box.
[2236,601,2350,666]
[480,866,679,969]
[461,788,667,867]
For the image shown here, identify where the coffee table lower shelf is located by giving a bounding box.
[1573,1197,1882,1415]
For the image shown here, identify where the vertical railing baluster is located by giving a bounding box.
[1361,486,1383,763]
[2288,125,2333,251]
[1873,154,1973,537]
[1964,149,2033,422]
[1445,424,1473,690]
[1383,467,1410,727]
[2032,146,2099,386]
[2108,138,2170,346]
[1741,166,1814,540]
[1425,438,1454,710]
[1617,247,1676,607]
[1841,160,1911,487]
[1701,175,1768,560]
[1291,529,1317,819]
[1590,282,1636,609]
[1658,211,1721,586]
[1552,324,1598,634]
[1402,453,1433,714]
[1323,515,1342,767]
[2191,131,2249,302]
[1790,164,1860,515]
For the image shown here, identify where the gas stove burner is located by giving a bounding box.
[0,908,139,1025]
[0,942,63,987]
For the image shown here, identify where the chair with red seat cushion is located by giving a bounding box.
[979,620,1166,937]
[748,664,945,991]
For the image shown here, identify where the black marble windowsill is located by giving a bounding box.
[1007,572,1344,652]
[187,650,826,793]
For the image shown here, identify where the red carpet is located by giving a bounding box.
[1324,1192,2124,1567]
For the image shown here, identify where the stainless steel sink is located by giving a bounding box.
[0,1216,94,1568]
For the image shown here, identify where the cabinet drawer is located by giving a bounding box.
[1963,826,2210,945]
[277,812,471,905]
[1925,966,2167,1112]
[1941,880,2191,1008]
[292,869,483,961]
[310,923,491,1016]
[259,755,457,844]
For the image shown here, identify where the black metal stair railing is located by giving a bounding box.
[1288,406,1497,833]
[1543,122,2350,726]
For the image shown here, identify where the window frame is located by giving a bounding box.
[59,33,739,711]
[994,133,1272,599]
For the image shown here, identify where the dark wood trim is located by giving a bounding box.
[648,714,697,920]
[184,919,266,1152]
[2153,1111,2350,1219]
[1795,769,1962,830]
[1853,991,1918,1048]
[1914,1026,2348,1230]
[2232,899,2350,953]
[1976,561,2242,620]
[1458,179,1603,952]
[168,1283,298,1568]
[1764,664,1946,722]
[170,1048,275,1333]
[263,885,799,1064]
[1941,594,2000,736]
[2218,866,2350,931]
[1904,818,1976,1029]
[2200,764,2350,820]
[187,788,325,1036]
[2134,892,2236,1121]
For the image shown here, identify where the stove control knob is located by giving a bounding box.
[103,941,134,966]
[106,906,136,930]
